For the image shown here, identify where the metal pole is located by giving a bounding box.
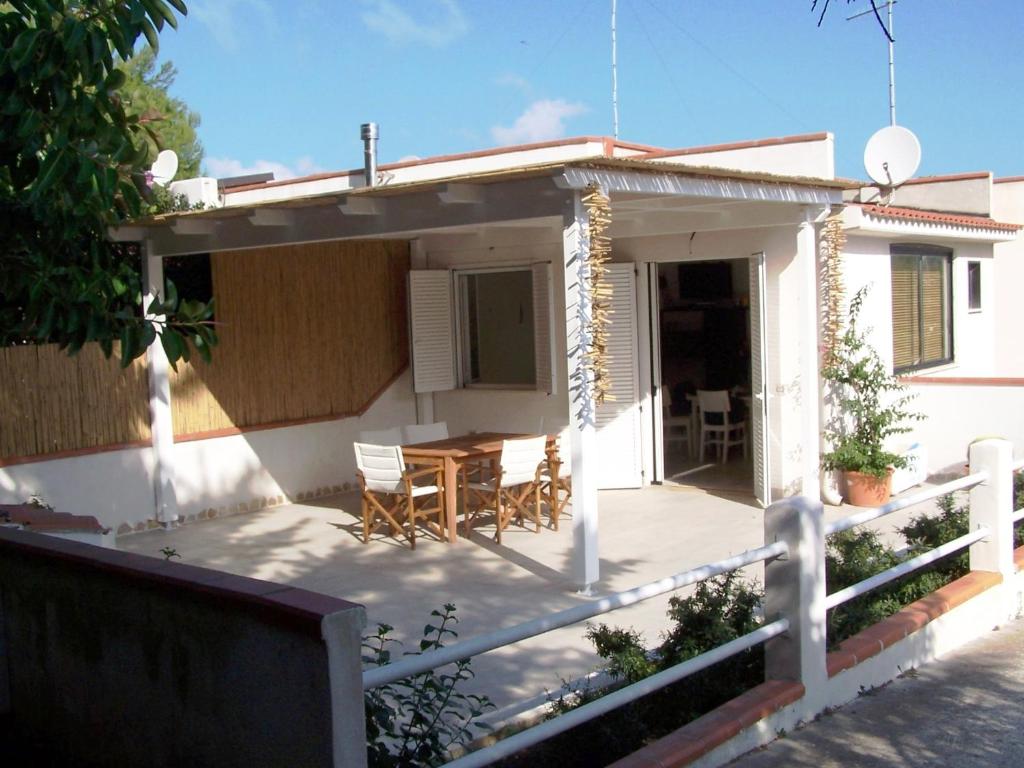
[611,0,619,139]
[888,0,896,125]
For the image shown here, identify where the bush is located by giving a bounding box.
[496,574,764,767]
[362,603,493,768]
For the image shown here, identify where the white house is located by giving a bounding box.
[1,130,1020,590]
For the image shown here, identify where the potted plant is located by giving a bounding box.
[821,287,922,506]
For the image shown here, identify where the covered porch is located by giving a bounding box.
[123,156,845,593]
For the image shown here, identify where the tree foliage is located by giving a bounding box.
[0,0,215,367]
[118,45,202,179]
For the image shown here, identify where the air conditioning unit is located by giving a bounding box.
[168,177,221,209]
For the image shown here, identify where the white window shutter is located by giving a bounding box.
[409,270,456,393]
[532,262,556,394]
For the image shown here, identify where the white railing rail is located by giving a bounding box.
[363,540,787,690]
[444,619,790,768]
[824,472,987,536]
[824,528,989,610]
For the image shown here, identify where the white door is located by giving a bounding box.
[749,252,771,506]
[596,263,643,489]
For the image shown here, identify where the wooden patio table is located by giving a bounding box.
[401,432,558,544]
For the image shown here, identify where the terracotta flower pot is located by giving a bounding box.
[843,469,893,506]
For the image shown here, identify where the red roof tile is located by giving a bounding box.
[856,203,1020,232]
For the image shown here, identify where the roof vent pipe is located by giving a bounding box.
[361,122,379,187]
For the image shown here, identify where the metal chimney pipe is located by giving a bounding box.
[361,122,379,187]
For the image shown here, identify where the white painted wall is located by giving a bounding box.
[648,136,835,180]
[902,383,1024,474]
[891,175,992,216]
[991,180,1024,376]
[0,371,417,533]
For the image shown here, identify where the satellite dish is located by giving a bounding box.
[149,149,179,187]
[864,125,921,187]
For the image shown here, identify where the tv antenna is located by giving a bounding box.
[847,0,898,126]
[611,0,619,139]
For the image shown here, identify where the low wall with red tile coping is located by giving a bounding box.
[0,527,365,767]
[610,566,1016,768]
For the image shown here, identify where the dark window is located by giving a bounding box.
[163,253,214,318]
[890,245,952,372]
[967,261,982,311]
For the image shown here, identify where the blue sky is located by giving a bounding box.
[153,1,1024,182]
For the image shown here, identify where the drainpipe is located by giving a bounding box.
[361,122,378,187]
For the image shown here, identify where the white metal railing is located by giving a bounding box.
[443,619,789,768]
[362,540,787,690]
[824,528,988,610]
[824,472,987,536]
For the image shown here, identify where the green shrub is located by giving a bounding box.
[362,603,493,768]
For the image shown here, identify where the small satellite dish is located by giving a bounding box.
[864,125,921,187]
[149,149,179,187]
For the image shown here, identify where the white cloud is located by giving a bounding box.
[360,0,468,47]
[491,99,588,145]
[204,155,325,181]
[190,0,273,51]
[495,73,532,95]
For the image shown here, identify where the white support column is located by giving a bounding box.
[321,606,369,768]
[763,496,827,717]
[142,245,179,526]
[563,194,600,592]
[796,212,822,498]
[409,238,435,425]
[968,439,1014,579]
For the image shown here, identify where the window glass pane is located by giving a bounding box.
[919,255,948,362]
[967,261,982,311]
[890,254,920,369]
[460,271,536,386]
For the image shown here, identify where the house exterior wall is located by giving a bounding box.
[647,135,835,180]
[841,234,996,377]
[991,180,1024,376]
[889,175,992,216]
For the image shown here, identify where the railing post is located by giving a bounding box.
[968,438,1014,579]
[763,496,827,715]
[322,606,369,768]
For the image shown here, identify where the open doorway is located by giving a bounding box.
[656,258,755,494]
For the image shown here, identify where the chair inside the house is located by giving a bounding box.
[402,421,449,444]
[539,429,572,530]
[353,442,444,549]
[358,427,404,445]
[463,435,547,544]
[697,389,747,463]
[662,387,693,457]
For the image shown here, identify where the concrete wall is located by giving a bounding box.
[991,180,1024,376]
[0,527,365,768]
[890,174,992,215]
[0,371,417,533]
[649,135,835,180]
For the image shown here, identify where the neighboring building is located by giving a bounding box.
[0,130,1019,589]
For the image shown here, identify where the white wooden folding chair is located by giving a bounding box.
[539,429,572,530]
[463,436,546,544]
[358,427,404,445]
[353,442,444,549]
[662,388,693,457]
[697,389,747,463]
[402,421,449,444]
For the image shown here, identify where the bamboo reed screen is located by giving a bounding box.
[0,343,151,461]
[170,240,410,437]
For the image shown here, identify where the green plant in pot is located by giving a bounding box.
[821,287,922,505]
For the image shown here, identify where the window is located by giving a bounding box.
[967,261,982,311]
[457,269,536,387]
[890,245,952,372]
[164,253,215,319]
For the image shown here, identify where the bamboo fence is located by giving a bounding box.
[170,240,410,437]
[0,343,151,461]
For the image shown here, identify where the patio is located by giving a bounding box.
[118,483,943,721]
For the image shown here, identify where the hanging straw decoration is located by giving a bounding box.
[819,207,847,364]
[582,183,614,404]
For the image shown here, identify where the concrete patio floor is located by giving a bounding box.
[119,483,947,721]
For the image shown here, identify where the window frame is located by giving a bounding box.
[890,244,954,374]
[453,266,538,390]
